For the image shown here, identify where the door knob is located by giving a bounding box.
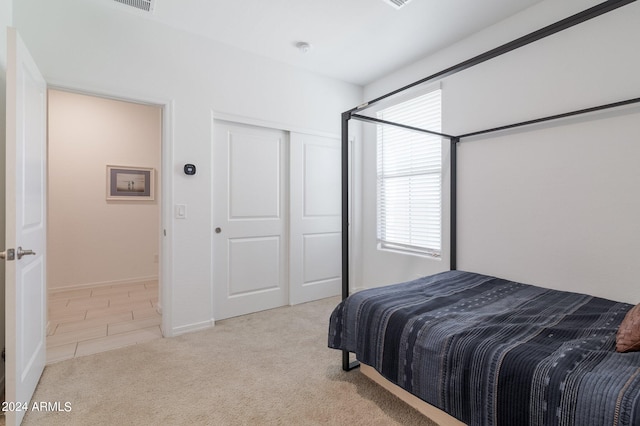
[17,246,36,260]
[0,248,15,260]
[215,227,222,234]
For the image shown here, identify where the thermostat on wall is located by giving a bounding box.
[184,164,196,175]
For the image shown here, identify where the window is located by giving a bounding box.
[376,89,442,257]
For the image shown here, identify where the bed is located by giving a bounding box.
[329,270,640,425]
[333,1,640,424]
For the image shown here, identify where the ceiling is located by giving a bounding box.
[137,0,545,86]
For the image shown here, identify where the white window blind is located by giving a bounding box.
[376,89,442,257]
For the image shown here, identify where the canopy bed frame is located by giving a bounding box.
[339,0,640,372]
[334,1,640,424]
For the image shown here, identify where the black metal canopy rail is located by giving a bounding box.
[340,0,639,371]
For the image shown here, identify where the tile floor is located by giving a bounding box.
[46,280,162,364]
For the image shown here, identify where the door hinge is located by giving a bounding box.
[0,248,15,261]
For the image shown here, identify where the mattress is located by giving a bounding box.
[328,270,640,425]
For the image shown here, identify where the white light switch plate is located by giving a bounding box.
[176,204,187,219]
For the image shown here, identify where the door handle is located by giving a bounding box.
[17,246,36,260]
[0,248,15,260]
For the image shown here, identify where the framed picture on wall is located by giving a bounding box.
[107,165,155,200]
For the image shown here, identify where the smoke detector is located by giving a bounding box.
[112,0,155,13]
[296,42,313,54]
[382,0,414,10]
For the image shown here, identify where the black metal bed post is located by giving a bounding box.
[450,137,459,271]
[341,111,350,303]
[341,111,360,371]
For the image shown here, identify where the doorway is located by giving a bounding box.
[45,89,163,362]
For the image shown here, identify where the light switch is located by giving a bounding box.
[176,204,187,219]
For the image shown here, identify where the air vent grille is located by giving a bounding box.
[382,0,413,10]
[113,0,155,13]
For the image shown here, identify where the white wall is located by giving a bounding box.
[13,0,362,334]
[47,89,161,290]
[359,0,640,304]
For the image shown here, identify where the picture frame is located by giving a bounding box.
[106,165,155,200]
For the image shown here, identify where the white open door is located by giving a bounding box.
[289,133,341,305]
[4,27,48,426]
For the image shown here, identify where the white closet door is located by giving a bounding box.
[212,120,288,320]
[290,133,341,305]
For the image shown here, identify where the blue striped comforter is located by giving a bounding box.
[328,270,640,425]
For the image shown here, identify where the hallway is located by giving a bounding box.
[46,280,161,363]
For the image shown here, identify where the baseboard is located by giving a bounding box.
[170,319,215,336]
[48,276,159,294]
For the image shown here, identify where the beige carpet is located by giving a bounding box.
[20,296,438,425]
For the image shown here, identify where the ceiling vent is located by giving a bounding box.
[381,0,413,10]
[113,0,155,13]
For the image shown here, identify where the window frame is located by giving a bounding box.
[375,87,443,258]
